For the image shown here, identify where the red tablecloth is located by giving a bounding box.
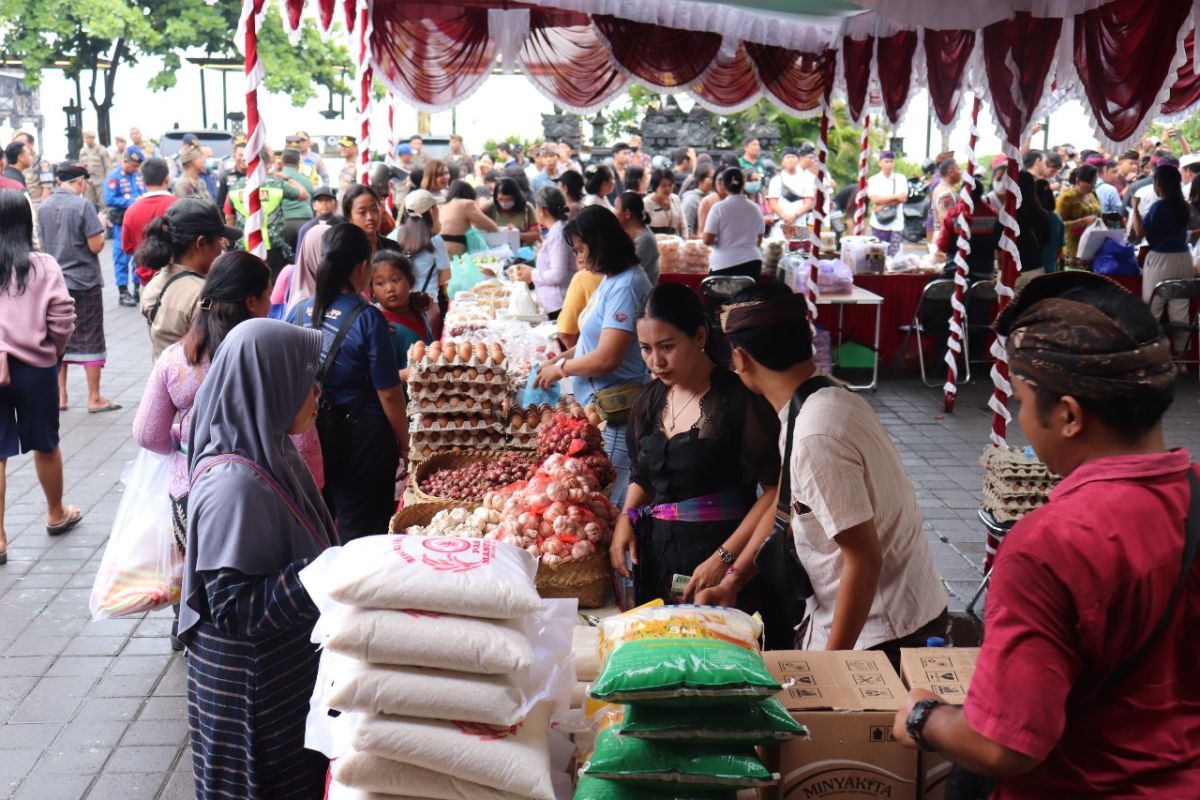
[657,272,1157,367]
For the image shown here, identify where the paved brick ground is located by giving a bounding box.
[2,246,1198,798]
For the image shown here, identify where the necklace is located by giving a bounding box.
[665,388,700,433]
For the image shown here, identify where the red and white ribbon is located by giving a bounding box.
[385,94,396,169]
[943,95,980,413]
[812,106,830,236]
[238,0,267,259]
[356,1,374,184]
[989,141,1022,447]
[853,115,870,235]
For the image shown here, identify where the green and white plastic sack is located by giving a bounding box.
[584,726,777,788]
[619,697,807,744]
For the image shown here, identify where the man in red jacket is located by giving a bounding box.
[121,158,178,289]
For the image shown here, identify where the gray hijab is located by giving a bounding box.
[178,317,335,640]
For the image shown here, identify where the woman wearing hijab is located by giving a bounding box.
[180,317,335,800]
[275,220,330,315]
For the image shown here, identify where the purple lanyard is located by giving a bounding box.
[192,454,332,549]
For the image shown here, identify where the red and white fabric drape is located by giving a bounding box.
[237,0,267,259]
[853,115,869,236]
[355,1,374,184]
[271,0,1200,146]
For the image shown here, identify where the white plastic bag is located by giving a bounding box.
[89,449,180,620]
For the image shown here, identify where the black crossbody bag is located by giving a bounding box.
[947,468,1199,800]
[756,374,841,649]
[314,304,371,431]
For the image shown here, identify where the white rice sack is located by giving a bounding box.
[351,703,555,800]
[323,661,526,726]
[571,681,589,708]
[332,751,530,800]
[316,534,542,618]
[573,625,601,681]
[320,605,534,674]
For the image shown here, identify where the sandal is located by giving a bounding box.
[87,401,122,414]
[47,506,83,536]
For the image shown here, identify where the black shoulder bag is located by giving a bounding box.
[314,304,370,432]
[756,374,841,650]
[947,468,1199,800]
[147,270,203,324]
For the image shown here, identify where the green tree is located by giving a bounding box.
[0,0,351,146]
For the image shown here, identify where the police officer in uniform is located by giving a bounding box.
[338,135,358,194]
[102,145,147,306]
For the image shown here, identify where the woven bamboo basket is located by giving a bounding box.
[410,449,536,507]
[388,500,470,534]
[535,551,610,609]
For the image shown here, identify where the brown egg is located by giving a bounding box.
[480,399,492,410]
[412,341,426,362]
[541,409,554,424]
[465,368,479,380]
[420,399,434,410]
[525,411,539,427]
[510,412,524,428]
[465,397,476,409]
[448,396,460,409]
[483,369,494,381]
[444,341,458,360]
[452,367,464,379]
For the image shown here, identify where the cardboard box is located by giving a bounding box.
[899,648,980,800]
[762,650,917,800]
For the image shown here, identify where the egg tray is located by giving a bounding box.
[410,429,509,459]
[408,374,511,395]
[411,413,505,434]
[412,393,506,412]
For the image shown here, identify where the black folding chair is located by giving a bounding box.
[962,279,999,384]
[896,278,956,386]
[1149,278,1200,375]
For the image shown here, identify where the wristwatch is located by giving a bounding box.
[716,546,735,565]
[906,698,944,752]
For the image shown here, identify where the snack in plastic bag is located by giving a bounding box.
[583,727,777,788]
[619,697,808,744]
[351,703,555,800]
[89,449,182,620]
[319,606,533,674]
[598,605,763,658]
[322,661,527,725]
[573,775,735,799]
[318,535,542,619]
[333,750,531,800]
[590,606,777,704]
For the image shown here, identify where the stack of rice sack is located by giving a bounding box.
[575,605,805,799]
[304,534,569,800]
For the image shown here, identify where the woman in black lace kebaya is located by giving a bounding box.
[611,283,780,606]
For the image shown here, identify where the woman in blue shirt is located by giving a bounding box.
[535,206,651,505]
[1132,164,1197,355]
[286,224,408,539]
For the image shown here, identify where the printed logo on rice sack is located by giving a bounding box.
[391,535,496,573]
[453,720,520,741]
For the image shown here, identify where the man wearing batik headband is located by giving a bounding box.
[698,283,947,662]
[894,272,1199,800]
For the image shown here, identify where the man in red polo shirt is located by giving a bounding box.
[121,158,178,287]
[893,272,1199,798]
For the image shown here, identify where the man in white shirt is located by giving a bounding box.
[868,151,907,256]
[698,284,949,661]
[766,143,816,239]
[1181,154,1200,198]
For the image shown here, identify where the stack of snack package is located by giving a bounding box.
[574,604,806,799]
[299,534,577,799]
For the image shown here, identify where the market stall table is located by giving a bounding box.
[818,286,884,391]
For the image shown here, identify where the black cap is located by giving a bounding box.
[55,162,89,181]
[797,141,816,156]
[163,198,243,241]
[312,185,335,200]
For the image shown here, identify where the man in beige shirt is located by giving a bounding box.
[79,131,113,210]
[699,284,948,664]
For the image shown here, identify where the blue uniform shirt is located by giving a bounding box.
[287,293,400,415]
[102,167,146,214]
[574,265,651,406]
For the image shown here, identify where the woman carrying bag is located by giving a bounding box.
[535,206,651,506]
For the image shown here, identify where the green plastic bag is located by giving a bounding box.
[447,253,486,297]
[589,637,780,704]
[620,696,807,744]
[573,775,735,799]
[584,727,777,788]
[465,226,490,254]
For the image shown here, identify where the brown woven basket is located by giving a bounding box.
[536,551,611,609]
[410,449,532,507]
[388,500,470,534]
